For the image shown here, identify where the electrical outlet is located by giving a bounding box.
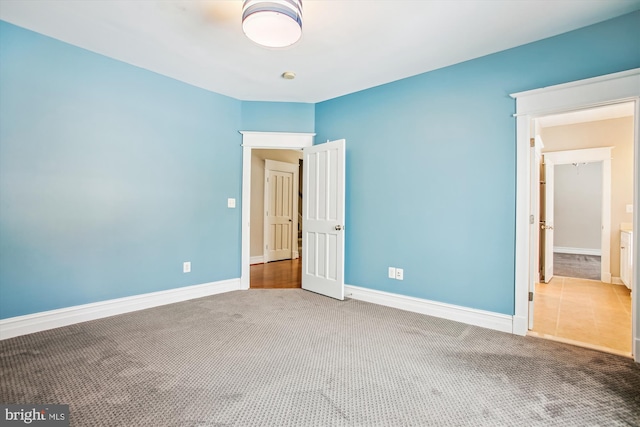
[388,267,396,279]
[395,268,404,280]
[183,262,191,273]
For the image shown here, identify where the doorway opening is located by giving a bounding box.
[250,149,303,289]
[548,161,602,281]
[529,102,635,356]
[537,145,613,284]
[239,131,314,291]
[240,132,347,300]
[512,69,639,361]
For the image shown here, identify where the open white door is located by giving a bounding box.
[542,158,555,283]
[302,139,345,300]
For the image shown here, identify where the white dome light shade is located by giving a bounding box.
[242,0,303,48]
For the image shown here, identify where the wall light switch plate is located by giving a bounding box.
[395,268,404,280]
[183,262,191,273]
[228,198,236,208]
[388,267,396,279]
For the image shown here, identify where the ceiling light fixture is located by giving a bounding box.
[282,71,296,80]
[242,0,303,48]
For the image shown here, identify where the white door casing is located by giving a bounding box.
[302,139,346,300]
[264,159,299,262]
[620,231,632,288]
[510,68,639,362]
[542,157,555,283]
[529,135,543,329]
[240,131,315,290]
[542,147,613,283]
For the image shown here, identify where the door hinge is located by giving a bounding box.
[530,138,535,148]
[528,292,534,302]
[529,215,534,225]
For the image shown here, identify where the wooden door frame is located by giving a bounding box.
[510,68,640,362]
[264,159,299,262]
[240,131,315,290]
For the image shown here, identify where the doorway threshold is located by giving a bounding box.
[527,330,632,358]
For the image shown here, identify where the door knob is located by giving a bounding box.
[335,225,343,231]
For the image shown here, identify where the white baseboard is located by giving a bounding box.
[612,276,623,285]
[0,278,241,340]
[554,246,601,256]
[512,315,528,336]
[344,284,513,334]
[250,256,264,265]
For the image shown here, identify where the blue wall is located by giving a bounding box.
[315,11,640,315]
[1,11,639,320]
[0,21,244,318]
[241,101,315,133]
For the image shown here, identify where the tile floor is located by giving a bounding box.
[531,276,632,355]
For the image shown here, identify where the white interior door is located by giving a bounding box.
[264,160,298,263]
[302,139,345,300]
[543,159,555,283]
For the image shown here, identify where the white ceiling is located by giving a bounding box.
[1,0,639,103]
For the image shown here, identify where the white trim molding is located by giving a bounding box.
[250,255,265,265]
[240,131,315,148]
[511,68,640,362]
[345,285,513,334]
[510,68,640,117]
[240,131,315,290]
[553,247,602,256]
[0,278,241,340]
[543,146,613,164]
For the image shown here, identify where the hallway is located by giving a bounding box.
[530,276,632,356]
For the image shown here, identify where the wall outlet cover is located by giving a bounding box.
[183,262,191,273]
[395,268,404,280]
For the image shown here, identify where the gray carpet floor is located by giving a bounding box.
[1,289,639,426]
[553,253,601,280]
